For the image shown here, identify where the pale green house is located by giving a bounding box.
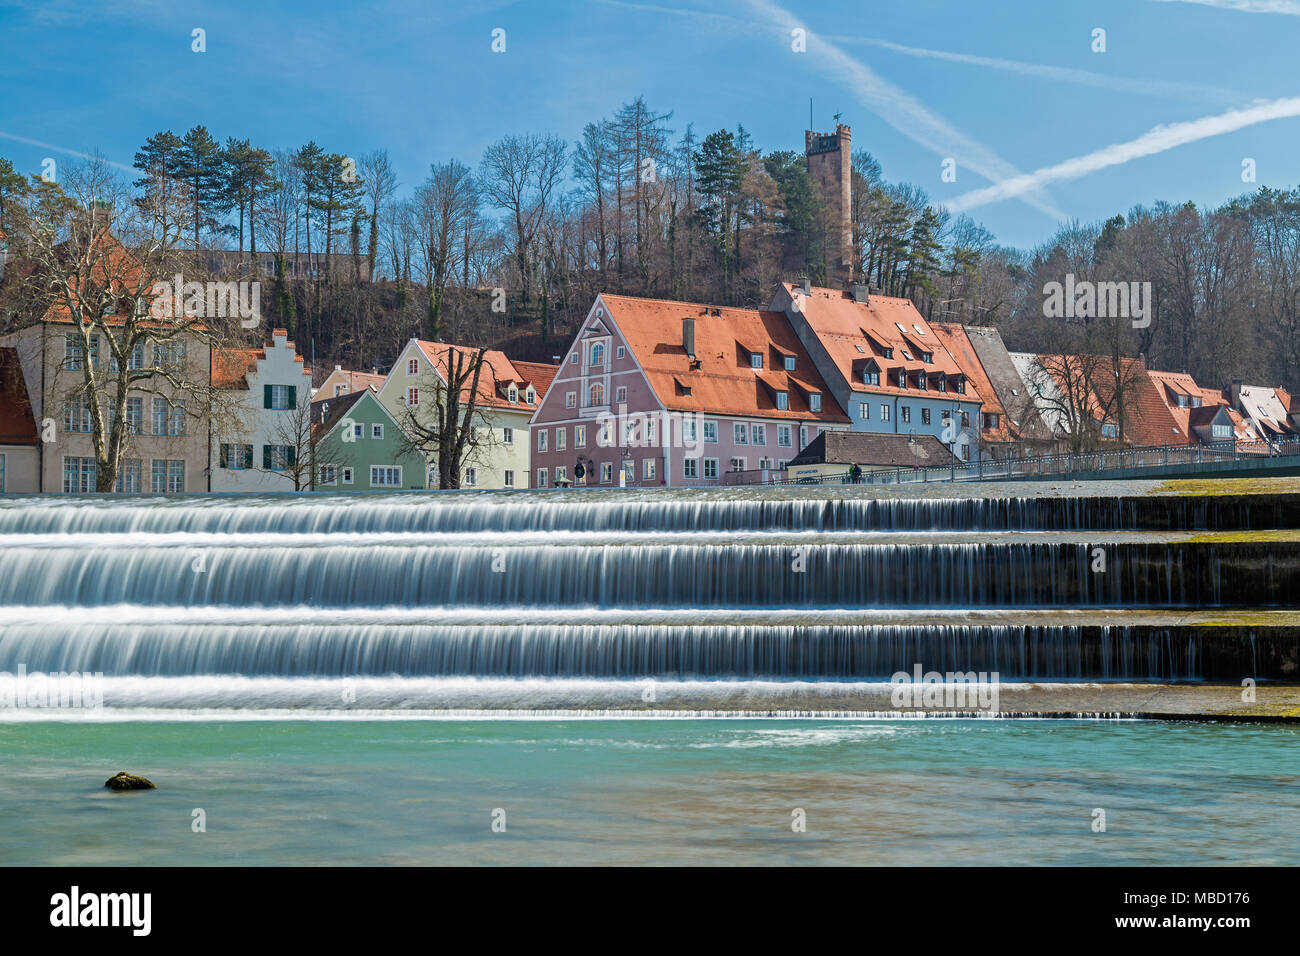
[310,388,426,491]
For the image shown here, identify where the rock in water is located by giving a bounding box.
[104,772,156,791]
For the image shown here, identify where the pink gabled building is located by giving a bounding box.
[529,294,850,488]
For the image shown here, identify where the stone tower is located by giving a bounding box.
[805,123,852,286]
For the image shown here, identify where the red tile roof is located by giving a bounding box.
[779,284,982,405]
[212,347,263,389]
[0,347,38,445]
[596,293,849,423]
[512,360,560,401]
[930,323,1014,441]
[1041,354,1183,446]
[412,341,536,412]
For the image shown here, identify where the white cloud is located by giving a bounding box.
[945,96,1300,212]
[838,35,1242,103]
[1153,0,1300,14]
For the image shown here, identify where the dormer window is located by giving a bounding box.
[956,377,966,395]
[776,391,788,410]
[862,367,879,386]
[750,353,763,369]
[937,373,947,392]
[783,356,796,371]
[526,387,536,405]
[1191,396,1201,408]
[918,373,927,391]
[881,347,893,359]
[920,351,933,364]
[507,384,518,403]
[809,394,821,413]
[896,369,906,388]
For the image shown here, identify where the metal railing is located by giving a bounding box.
[762,438,1300,486]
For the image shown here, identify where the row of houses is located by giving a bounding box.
[2,276,1297,494]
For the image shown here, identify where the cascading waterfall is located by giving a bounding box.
[0,486,1295,713]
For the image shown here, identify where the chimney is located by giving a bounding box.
[800,276,811,295]
[851,284,869,304]
[682,316,696,357]
[1230,379,1243,411]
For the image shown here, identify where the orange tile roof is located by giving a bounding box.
[930,323,1014,441]
[412,341,535,412]
[212,347,263,389]
[1041,354,1184,446]
[778,284,982,405]
[597,293,849,423]
[512,360,560,401]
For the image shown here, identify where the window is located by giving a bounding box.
[407,387,419,406]
[65,396,92,433]
[778,424,792,447]
[408,358,419,375]
[642,458,656,480]
[219,444,253,469]
[555,465,568,484]
[982,413,998,430]
[956,378,966,395]
[352,423,364,440]
[570,353,578,364]
[589,383,605,406]
[263,445,296,471]
[124,397,143,434]
[621,460,635,483]
[751,424,766,445]
[922,408,931,426]
[464,467,479,487]
[703,421,718,443]
[859,402,870,421]
[961,412,970,428]
[266,384,295,410]
[371,466,402,487]
[526,387,536,405]
[575,425,587,448]
[759,457,774,470]
[590,343,605,367]
[783,356,796,371]
[901,406,911,424]
[863,368,879,386]
[600,462,613,483]
[937,374,947,393]
[1100,422,1118,439]
[63,334,99,371]
[1212,423,1232,439]
[682,419,698,443]
[537,468,549,487]
[683,458,698,479]
[918,374,927,392]
[502,426,514,445]
[730,457,746,473]
[881,347,894,359]
[371,424,384,440]
[508,385,518,403]
[566,392,576,409]
[799,425,808,449]
[504,470,515,488]
[556,428,567,451]
[733,423,748,444]
[318,465,338,485]
[809,394,821,413]
[153,399,185,436]
[64,457,96,493]
[616,346,625,360]
[153,341,185,372]
[703,458,719,479]
[342,467,354,484]
[881,404,891,422]
[750,353,763,369]
[114,459,142,493]
[537,430,548,452]
[897,369,907,389]
[151,459,185,493]
[776,391,788,411]
[0,454,4,494]
[920,351,933,364]
[616,385,627,403]
[110,341,145,373]
[941,409,951,422]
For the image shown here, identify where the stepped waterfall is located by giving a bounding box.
[0,487,1295,714]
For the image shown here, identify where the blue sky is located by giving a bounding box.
[2,0,1300,248]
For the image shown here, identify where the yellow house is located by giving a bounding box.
[375,338,556,489]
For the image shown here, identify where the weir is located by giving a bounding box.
[0,482,1296,711]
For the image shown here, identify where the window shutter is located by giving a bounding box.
[287,386,296,408]
[219,444,229,468]
[264,385,272,409]
[262,445,272,469]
